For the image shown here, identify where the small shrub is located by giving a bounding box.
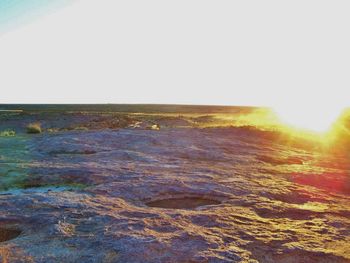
[26,123,42,134]
[0,129,16,137]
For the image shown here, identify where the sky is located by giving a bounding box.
[0,0,349,108]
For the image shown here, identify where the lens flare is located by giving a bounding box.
[273,105,343,133]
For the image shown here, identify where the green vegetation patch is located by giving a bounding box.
[0,129,16,137]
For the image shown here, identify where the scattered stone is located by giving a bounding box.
[151,124,160,130]
[53,220,75,237]
[46,128,60,133]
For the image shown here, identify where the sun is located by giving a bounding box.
[273,105,343,133]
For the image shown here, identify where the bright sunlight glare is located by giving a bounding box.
[273,105,343,133]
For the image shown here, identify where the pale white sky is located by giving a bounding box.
[0,0,349,108]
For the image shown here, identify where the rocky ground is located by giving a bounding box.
[0,108,349,262]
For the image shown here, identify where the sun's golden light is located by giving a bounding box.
[273,105,343,133]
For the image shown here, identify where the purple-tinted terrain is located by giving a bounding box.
[0,105,349,262]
